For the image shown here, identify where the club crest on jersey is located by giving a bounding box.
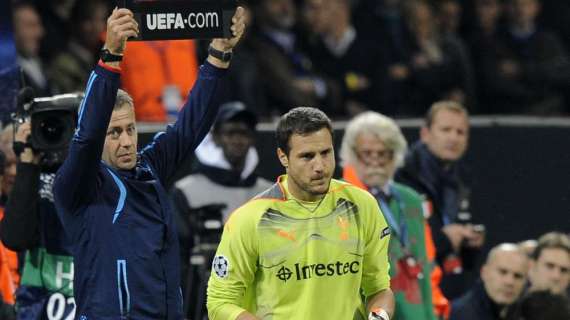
[212,255,229,279]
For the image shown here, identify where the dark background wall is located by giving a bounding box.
[139,117,570,253]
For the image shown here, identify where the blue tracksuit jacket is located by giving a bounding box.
[53,61,226,319]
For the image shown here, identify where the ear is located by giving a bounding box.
[480,264,487,280]
[277,148,288,169]
[420,126,430,143]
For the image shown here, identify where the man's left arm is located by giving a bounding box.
[361,192,395,319]
[367,288,395,320]
[141,8,246,184]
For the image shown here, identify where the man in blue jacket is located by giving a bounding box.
[53,7,246,320]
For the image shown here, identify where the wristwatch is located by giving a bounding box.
[208,45,232,62]
[369,308,389,320]
[100,48,123,62]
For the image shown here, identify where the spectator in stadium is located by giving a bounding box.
[450,243,529,320]
[49,0,108,93]
[301,0,384,116]
[379,1,475,116]
[466,0,503,114]
[0,126,17,203]
[53,7,245,319]
[434,0,478,111]
[32,0,75,62]
[173,101,271,224]
[0,120,74,319]
[352,0,408,58]
[396,101,484,299]
[436,0,463,37]
[13,1,52,96]
[247,0,340,116]
[171,101,271,315]
[508,290,570,320]
[527,232,570,295]
[341,111,437,320]
[479,0,570,114]
[0,149,17,320]
[207,107,395,320]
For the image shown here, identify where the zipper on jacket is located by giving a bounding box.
[117,259,131,318]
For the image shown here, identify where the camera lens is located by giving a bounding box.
[31,110,75,150]
[39,116,65,144]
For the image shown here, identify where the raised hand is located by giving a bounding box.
[104,8,139,55]
[209,6,247,63]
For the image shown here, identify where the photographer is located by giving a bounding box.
[0,121,75,320]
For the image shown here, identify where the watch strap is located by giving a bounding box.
[100,48,123,62]
[208,45,232,62]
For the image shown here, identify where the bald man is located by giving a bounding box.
[450,243,529,320]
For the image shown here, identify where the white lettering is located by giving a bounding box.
[188,12,219,29]
[157,13,167,30]
[56,261,74,291]
[65,297,76,320]
[46,294,76,320]
[47,293,65,320]
[188,13,196,28]
[166,13,175,29]
[205,12,219,27]
[175,13,184,29]
[148,12,220,31]
[196,13,205,28]
[146,14,157,30]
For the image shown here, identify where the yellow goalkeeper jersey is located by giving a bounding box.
[207,176,391,320]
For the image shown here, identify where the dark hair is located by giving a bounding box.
[276,107,333,155]
[512,291,570,320]
[531,232,570,261]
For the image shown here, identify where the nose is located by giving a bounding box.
[550,267,563,280]
[312,155,325,173]
[501,273,517,287]
[119,132,134,148]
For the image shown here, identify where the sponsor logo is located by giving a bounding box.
[146,12,219,31]
[212,255,229,279]
[276,260,360,282]
[276,266,293,282]
[380,227,390,239]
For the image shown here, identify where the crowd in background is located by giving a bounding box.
[1,0,569,319]
[11,0,570,121]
